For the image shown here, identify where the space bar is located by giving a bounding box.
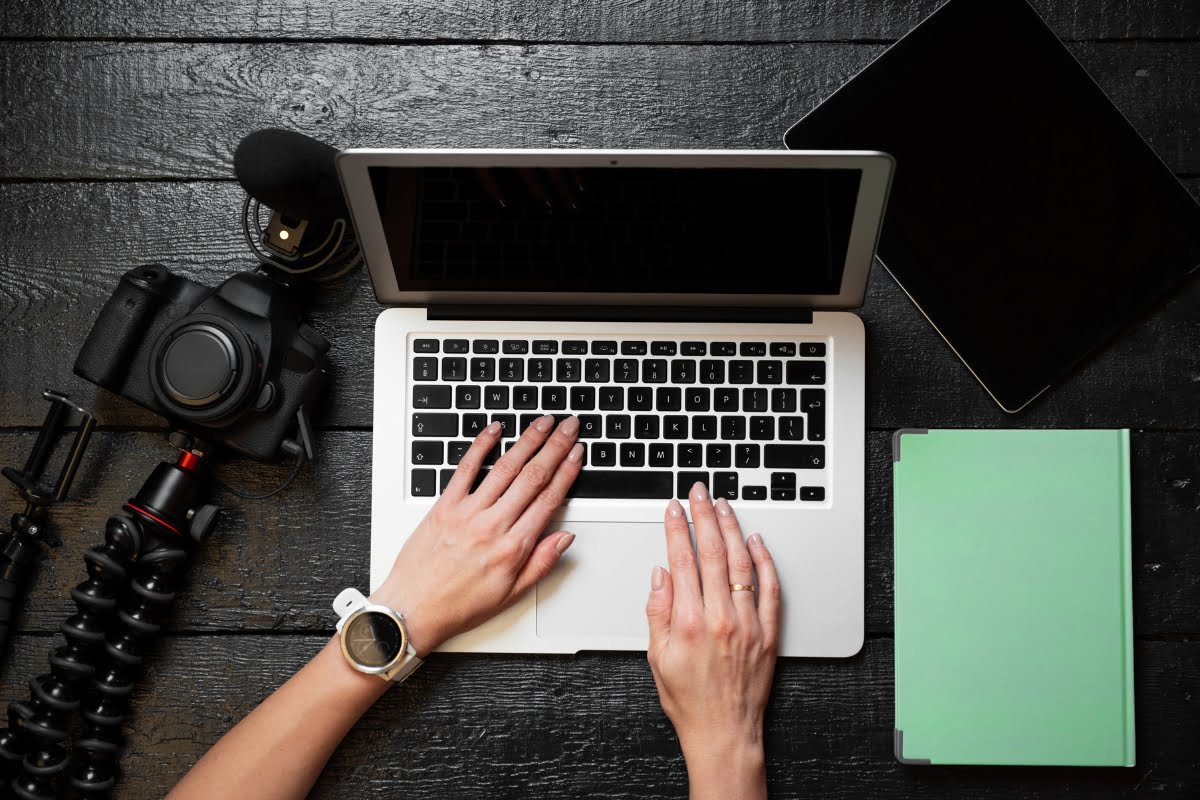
[567,471,673,499]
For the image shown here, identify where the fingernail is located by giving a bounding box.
[748,533,763,547]
[715,497,732,516]
[555,533,576,554]
[666,498,684,518]
[486,421,502,435]
[536,414,555,432]
[691,481,708,501]
[651,566,665,590]
[567,442,584,462]
[559,415,579,436]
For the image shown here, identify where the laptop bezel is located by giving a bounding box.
[336,149,893,310]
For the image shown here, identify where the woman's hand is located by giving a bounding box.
[645,482,780,800]
[372,414,583,655]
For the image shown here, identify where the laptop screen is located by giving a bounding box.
[367,166,862,295]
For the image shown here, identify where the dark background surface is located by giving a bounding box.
[0,0,1197,796]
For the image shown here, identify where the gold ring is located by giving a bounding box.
[729,584,756,593]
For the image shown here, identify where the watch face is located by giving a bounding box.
[344,611,404,668]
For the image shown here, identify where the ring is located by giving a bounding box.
[729,584,755,593]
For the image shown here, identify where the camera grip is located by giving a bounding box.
[74,267,172,389]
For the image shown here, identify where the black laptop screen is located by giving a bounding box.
[367,165,862,294]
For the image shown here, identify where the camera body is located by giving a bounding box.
[74,265,330,461]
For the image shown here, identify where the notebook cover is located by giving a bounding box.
[892,429,1135,766]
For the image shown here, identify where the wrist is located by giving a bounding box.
[367,582,442,658]
[679,730,766,799]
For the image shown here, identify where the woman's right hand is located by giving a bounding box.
[645,482,780,800]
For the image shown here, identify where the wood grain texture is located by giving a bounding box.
[1,181,1198,431]
[1,42,1197,179]
[2,0,1197,42]
[0,636,1195,798]
[1,429,1196,636]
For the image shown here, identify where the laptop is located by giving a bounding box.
[337,150,893,657]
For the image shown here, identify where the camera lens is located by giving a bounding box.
[159,325,239,407]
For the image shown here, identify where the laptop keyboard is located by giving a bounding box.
[408,336,829,503]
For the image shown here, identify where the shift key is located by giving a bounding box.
[412,413,458,437]
[764,444,825,469]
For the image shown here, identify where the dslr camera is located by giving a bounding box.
[74,265,329,461]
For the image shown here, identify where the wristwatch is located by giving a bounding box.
[333,588,423,683]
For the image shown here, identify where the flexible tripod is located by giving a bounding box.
[0,440,221,799]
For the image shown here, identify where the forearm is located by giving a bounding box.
[682,735,767,800]
[167,636,390,800]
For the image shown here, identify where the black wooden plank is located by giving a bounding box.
[1,181,1199,430]
[0,635,1194,798]
[1,0,1197,42]
[0,430,1195,636]
[1,43,1197,179]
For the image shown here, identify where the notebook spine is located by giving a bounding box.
[1117,429,1136,766]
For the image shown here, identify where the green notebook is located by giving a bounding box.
[892,429,1135,766]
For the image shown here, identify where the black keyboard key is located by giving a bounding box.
[519,414,541,433]
[657,387,682,412]
[570,386,596,411]
[556,358,581,383]
[711,342,736,356]
[447,441,471,464]
[706,444,731,468]
[413,357,438,381]
[681,342,706,356]
[663,415,689,440]
[621,341,648,355]
[801,486,826,501]
[676,471,710,499]
[750,416,775,440]
[470,358,496,382]
[413,339,439,353]
[671,360,697,384]
[642,359,668,384]
[412,441,444,466]
[503,340,529,354]
[442,357,467,381]
[770,472,796,501]
[413,385,452,409]
[513,386,538,409]
[578,414,603,439]
[599,387,624,410]
[533,340,559,355]
[786,360,826,385]
[439,469,455,492]
[592,340,618,355]
[606,415,632,439]
[729,360,753,384]
[649,443,674,468]
[770,342,796,357]
[714,388,739,412]
[440,467,490,494]
[757,360,782,385]
[585,359,610,383]
[483,443,501,465]
[462,414,488,437]
[802,388,826,442]
[541,386,566,410]
[473,340,499,354]
[685,388,710,412]
[720,416,746,440]
[563,340,588,355]
[491,414,515,437]
[634,415,660,439]
[743,388,768,413]
[411,468,437,497]
[651,341,677,356]
[735,444,760,469]
[568,470,672,499]
[484,386,509,409]
[529,358,553,382]
[412,413,457,437]
[628,388,653,411]
[620,443,646,467]
[699,360,725,384]
[779,416,805,441]
[614,359,639,383]
[678,443,703,468]
[455,385,481,409]
[765,445,825,469]
[772,388,797,413]
[590,442,617,467]
[742,485,767,500]
[740,342,766,357]
[800,342,826,357]
[499,358,524,382]
[692,416,718,440]
[444,339,470,354]
[713,472,738,501]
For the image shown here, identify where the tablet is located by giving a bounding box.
[784,0,1200,412]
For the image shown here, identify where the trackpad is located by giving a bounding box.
[536,523,667,644]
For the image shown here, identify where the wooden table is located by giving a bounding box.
[1,1,1197,796]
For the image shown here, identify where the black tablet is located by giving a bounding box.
[785,0,1200,412]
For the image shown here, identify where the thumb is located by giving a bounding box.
[645,565,674,651]
[511,531,575,598]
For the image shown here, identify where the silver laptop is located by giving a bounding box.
[337,149,893,657]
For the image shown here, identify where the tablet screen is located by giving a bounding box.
[785,0,1200,411]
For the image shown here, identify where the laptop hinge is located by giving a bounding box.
[427,305,814,324]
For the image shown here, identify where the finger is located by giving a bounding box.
[689,482,733,618]
[510,531,575,599]
[517,168,554,212]
[470,414,556,508]
[747,533,781,650]
[509,441,585,541]
[440,421,503,501]
[645,565,674,661]
[663,498,701,615]
[491,416,580,525]
[714,497,759,628]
